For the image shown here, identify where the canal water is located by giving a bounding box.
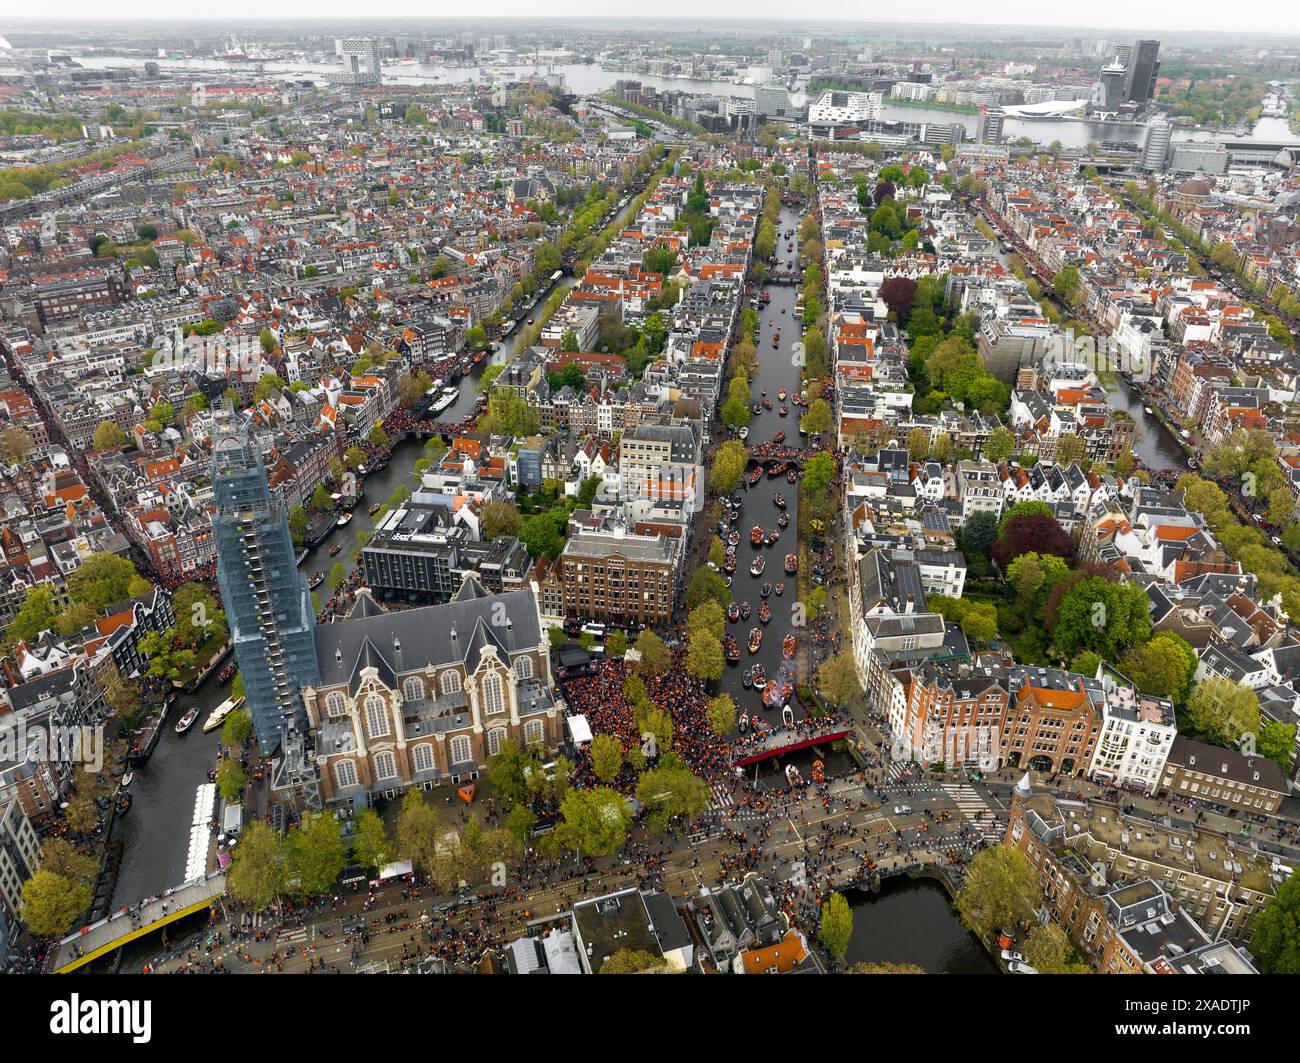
[845,877,999,974]
[716,204,813,736]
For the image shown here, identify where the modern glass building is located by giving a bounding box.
[212,422,321,755]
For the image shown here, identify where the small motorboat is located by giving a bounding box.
[772,430,785,445]
[728,530,740,547]
[748,467,763,485]
[785,764,802,788]
[785,553,798,575]
[777,512,789,528]
[175,706,200,735]
[779,405,788,417]
[761,389,767,397]
[750,555,766,577]
[368,502,381,515]
[773,494,787,509]
[740,601,752,621]
[739,713,750,733]
[337,512,353,526]
[309,571,326,589]
[728,603,741,623]
[738,426,749,440]
[724,634,741,663]
[328,544,342,556]
[752,663,766,688]
[762,399,773,410]
[121,772,134,788]
[751,402,763,415]
[764,531,780,546]
[742,667,754,690]
[759,600,771,624]
[787,469,797,484]
[115,792,133,816]
[777,389,787,401]
[751,525,764,547]
[724,575,733,588]
[774,582,786,596]
[783,634,796,658]
[761,581,773,598]
[723,553,737,573]
[218,662,236,683]
[748,627,763,654]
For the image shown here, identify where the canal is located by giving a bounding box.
[714,204,826,746]
[845,877,999,974]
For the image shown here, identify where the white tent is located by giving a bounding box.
[567,715,593,746]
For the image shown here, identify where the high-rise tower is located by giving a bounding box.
[212,421,321,755]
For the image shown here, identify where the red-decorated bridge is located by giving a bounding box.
[732,724,854,768]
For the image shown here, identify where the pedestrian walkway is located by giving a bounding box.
[941,783,1005,842]
[709,782,735,811]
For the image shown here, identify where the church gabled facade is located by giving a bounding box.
[305,577,560,802]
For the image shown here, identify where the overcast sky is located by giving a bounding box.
[12,3,1300,35]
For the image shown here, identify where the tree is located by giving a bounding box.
[555,786,629,860]
[92,421,128,451]
[367,425,390,449]
[228,821,287,909]
[955,846,1040,941]
[216,758,246,800]
[465,325,488,351]
[685,631,724,683]
[482,501,523,540]
[605,629,628,658]
[395,790,447,876]
[906,427,931,462]
[711,440,749,495]
[984,426,1015,463]
[961,510,999,560]
[20,870,92,937]
[992,515,1075,570]
[879,276,918,320]
[636,757,710,831]
[5,585,60,644]
[221,708,253,750]
[67,553,149,615]
[1052,264,1081,305]
[1050,576,1150,660]
[289,505,309,543]
[1053,433,1086,468]
[819,892,854,964]
[1119,631,1198,702]
[286,812,348,898]
[1185,676,1260,747]
[1257,720,1297,772]
[634,629,671,674]
[1023,923,1088,974]
[817,650,863,708]
[601,948,664,974]
[1251,871,1300,973]
[519,511,566,560]
[590,733,624,783]
[351,808,390,873]
[707,693,737,736]
[800,399,833,435]
[0,426,35,464]
[684,566,730,612]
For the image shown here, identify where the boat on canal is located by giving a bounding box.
[174,706,200,735]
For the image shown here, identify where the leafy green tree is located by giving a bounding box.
[984,426,1015,463]
[1119,632,1198,702]
[20,870,92,937]
[216,758,246,799]
[600,948,664,973]
[1185,676,1260,746]
[817,650,863,708]
[1023,923,1089,974]
[636,756,710,831]
[684,566,730,612]
[819,892,854,963]
[707,693,737,736]
[286,812,348,898]
[221,708,253,750]
[634,629,671,674]
[555,786,629,860]
[955,846,1040,941]
[1251,872,1300,973]
[228,821,287,909]
[590,733,624,783]
[685,631,724,683]
[92,421,128,451]
[711,440,749,495]
[350,808,390,873]
[395,789,447,877]
[1257,720,1297,772]
[1050,577,1150,660]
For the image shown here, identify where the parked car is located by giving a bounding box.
[1001,949,1025,963]
[1272,536,1283,547]
[893,805,913,815]
[1008,961,1039,974]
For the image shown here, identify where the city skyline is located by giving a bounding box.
[5,6,1300,36]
